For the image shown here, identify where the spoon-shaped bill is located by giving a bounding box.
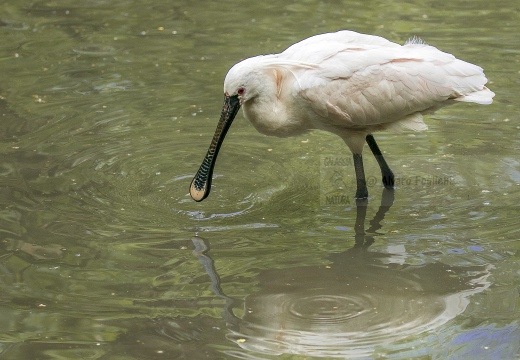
[189,94,241,202]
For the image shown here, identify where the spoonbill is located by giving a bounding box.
[189,30,494,201]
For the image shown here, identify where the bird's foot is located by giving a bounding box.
[382,171,395,189]
[355,187,369,199]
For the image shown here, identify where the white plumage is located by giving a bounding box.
[190,30,494,201]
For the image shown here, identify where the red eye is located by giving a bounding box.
[237,87,245,95]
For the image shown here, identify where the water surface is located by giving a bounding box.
[1,0,519,359]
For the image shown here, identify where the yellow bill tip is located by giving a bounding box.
[189,180,207,202]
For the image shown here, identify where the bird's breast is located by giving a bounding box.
[242,97,312,137]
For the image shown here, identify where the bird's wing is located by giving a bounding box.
[292,43,492,130]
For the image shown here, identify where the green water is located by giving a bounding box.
[1,0,519,359]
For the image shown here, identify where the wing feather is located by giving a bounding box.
[280,30,400,64]
[291,40,493,130]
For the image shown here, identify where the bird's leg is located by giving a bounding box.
[366,134,394,188]
[353,153,369,199]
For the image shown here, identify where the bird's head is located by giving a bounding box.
[223,55,268,104]
[189,56,276,202]
[189,57,261,202]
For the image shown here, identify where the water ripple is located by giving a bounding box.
[288,294,370,323]
[226,261,492,358]
[72,44,117,56]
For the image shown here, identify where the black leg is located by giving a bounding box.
[353,154,368,199]
[366,134,394,188]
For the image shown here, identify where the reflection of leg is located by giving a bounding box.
[354,198,368,248]
[367,188,395,233]
[366,134,395,188]
[192,236,240,326]
[353,188,394,249]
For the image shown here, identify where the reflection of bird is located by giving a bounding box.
[191,191,492,358]
[190,30,494,201]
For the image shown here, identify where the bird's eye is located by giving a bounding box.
[237,87,245,96]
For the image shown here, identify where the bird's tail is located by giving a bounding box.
[454,86,495,105]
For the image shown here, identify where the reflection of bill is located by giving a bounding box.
[2,239,64,260]
[193,189,492,358]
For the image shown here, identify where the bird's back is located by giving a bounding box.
[276,31,494,131]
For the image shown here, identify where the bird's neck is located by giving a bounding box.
[243,78,310,137]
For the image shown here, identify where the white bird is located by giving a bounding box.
[189,30,494,201]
